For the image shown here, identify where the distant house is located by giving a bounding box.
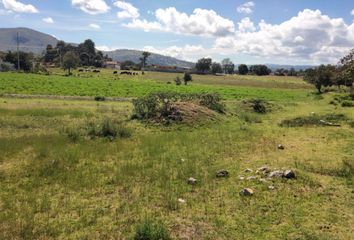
[104,61,121,70]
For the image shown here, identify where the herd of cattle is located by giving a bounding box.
[78,69,139,76]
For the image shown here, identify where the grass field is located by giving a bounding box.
[0,70,310,101]
[0,70,353,239]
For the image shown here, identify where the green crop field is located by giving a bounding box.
[0,70,353,239]
[0,70,310,101]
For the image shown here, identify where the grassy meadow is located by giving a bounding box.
[0,70,353,239]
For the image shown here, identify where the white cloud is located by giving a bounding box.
[238,17,256,32]
[124,7,235,37]
[213,9,354,64]
[114,0,139,19]
[89,23,101,29]
[2,0,38,13]
[143,45,209,62]
[351,9,354,15]
[42,17,54,24]
[71,0,109,15]
[237,2,255,14]
[97,45,116,51]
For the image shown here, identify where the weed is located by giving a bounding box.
[134,219,171,240]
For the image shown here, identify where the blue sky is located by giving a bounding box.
[0,0,353,64]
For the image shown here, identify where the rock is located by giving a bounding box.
[256,166,270,174]
[259,178,267,183]
[283,170,296,179]
[178,198,186,204]
[187,177,197,185]
[239,176,245,181]
[245,168,253,173]
[239,188,254,196]
[268,170,284,178]
[268,185,275,190]
[247,176,257,181]
[216,169,229,178]
[277,144,285,150]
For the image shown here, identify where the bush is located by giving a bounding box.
[87,119,132,140]
[132,92,225,121]
[65,127,81,143]
[242,99,269,114]
[0,62,15,72]
[134,219,171,240]
[341,101,354,107]
[94,96,106,102]
[174,76,182,86]
[199,93,225,113]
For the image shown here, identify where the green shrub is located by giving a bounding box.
[341,100,354,107]
[134,219,171,240]
[242,99,269,114]
[94,96,106,101]
[87,119,132,140]
[199,93,225,113]
[174,76,182,86]
[132,92,225,121]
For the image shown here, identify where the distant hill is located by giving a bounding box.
[265,64,315,71]
[105,49,195,68]
[0,27,58,54]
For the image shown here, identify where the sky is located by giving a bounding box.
[0,0,353,65]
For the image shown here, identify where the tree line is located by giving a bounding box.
[194,58,273,76]
[304,50,354,93]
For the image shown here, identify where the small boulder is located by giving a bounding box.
[187,177,197,185]
[216,169,229,178]
[245,168,253,173]
[268,170,284,178]
[247,176,257,181]
[239,188,254,196]
[239,176,245,181]
[277,144,285,150]
[178,198,186,204]
[283,170,296,179]
[256,166,270,174]
[268,185,275,190]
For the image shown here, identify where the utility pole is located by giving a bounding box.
[17,32,20,72]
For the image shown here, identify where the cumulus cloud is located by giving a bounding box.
[89,23,101,29]
[213,9,354,64]
[237,2,255,14]
[351,9,354,15]
[143,45,210,62]
[124,7,235,37]
[42,17,54,24]
[71,0,109,15]
[238,17,256,32]
[2,0,38,13]
[114,0,139,19]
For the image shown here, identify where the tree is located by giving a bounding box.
[63,51,79,75]
[4,51,33,72]
[196,58,212,74]
[304,65,335,93]
[337,49,354,90]
[211,63,223,74]
[221,58,235,74]
[121,60,137,70]
[183,72,192,85]
[140,51,151,70]
[238,64,249,75]
[249,65,271,76]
